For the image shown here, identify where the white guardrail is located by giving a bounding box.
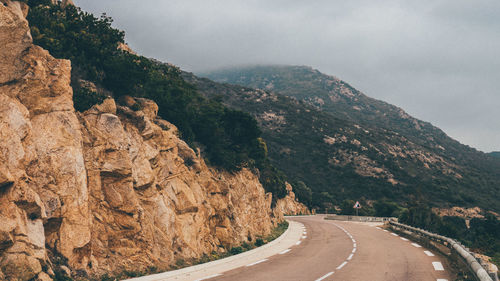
[324,214,396,222]
[389,221,497,281]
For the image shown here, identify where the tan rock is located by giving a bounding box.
[1,253,42,281]
[37,272,53,281]
[86,98,116,115]
[0,165,14,189]
[274,182,310,216]
[0,3,287,279]
[0,1,32,84]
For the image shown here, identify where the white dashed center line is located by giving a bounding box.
[437,279,448,281]
[400,237,409,241]
[302,235,307,239]
[391,233,398,236]
[315,271,334,281]
[432,261,444,271]
[194,273,222,281]
[424,250,435,256]
[296,241,302,245]
[411,243,422,248]
[279,249,291,255]
[246,259,268,267]
[336,261,348,270]
[347,253,354,260]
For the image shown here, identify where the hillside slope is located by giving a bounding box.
[190,66,500,211]
[489,152,500,158]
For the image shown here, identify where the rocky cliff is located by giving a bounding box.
[274,183,310,216]
[0,2,307,279]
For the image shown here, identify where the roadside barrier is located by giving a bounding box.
[325,214,396,222]
[389,221,497,281]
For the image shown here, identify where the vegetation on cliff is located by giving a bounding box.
[399,205,500,267]
[25,2,288,198]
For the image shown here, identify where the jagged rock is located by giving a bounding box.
[275,182,310,216]
[0,165,14,189]
[0,3,287,280]
[37,272,52,281]
[0,1,31,84]
[1,253,42,281]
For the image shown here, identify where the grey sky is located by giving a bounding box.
[73,0,500,152]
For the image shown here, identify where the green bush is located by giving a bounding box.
[255,238,264,247]
[230,246,243,255]
[73,87,107,112]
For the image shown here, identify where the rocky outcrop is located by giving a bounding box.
[433,206,484,220]
[274,183,310,217]
[0,3,282,279]
[77,98,276,275]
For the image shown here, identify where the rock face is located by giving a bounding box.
[0,3,291,279]
[274,183,310,216]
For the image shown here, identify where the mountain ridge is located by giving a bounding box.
[192,65,500,211]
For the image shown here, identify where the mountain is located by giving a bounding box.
[489,152,500,158]
[193,66,500,211]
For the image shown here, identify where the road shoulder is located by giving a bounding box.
[126,219,304,281]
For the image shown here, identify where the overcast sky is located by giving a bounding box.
[73,0,499,152]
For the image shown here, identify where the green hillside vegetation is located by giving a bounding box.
[489,152,500,158]
[399,205,500,267]
[197,67,500,213]
[25,2,287,199]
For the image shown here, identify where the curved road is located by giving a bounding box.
[211,215,451,281]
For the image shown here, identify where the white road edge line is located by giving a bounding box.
[279,249,291,255]
[194,273,222,281]
[424,250,435,256]
[315,271,334,281]
[412,243,422,248]
[347,253,354,260]
[432,261,444,271]
[336,261,348,270]
[246,259,268,267]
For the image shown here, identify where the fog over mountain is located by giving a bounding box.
[73,0,500,152]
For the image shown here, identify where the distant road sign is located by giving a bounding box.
[353,201,361,209]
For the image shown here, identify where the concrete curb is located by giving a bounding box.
[126,219,304,281]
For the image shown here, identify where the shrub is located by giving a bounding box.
[73,87,107,112]
[230,246,243,255]
[255,238,264,247]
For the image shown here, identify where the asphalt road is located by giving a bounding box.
[210,216,451,281]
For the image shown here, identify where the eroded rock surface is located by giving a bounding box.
[0,3,297,279]
[275,183,310,216]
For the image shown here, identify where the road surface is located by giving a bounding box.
[210,215,451,281]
